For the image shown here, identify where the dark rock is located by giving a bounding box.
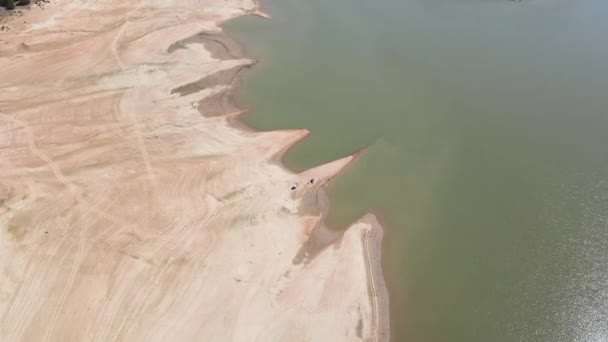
[5,0,15,10]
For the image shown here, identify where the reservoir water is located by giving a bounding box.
[225,0,608,340]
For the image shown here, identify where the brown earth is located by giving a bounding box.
[0,0,389,341]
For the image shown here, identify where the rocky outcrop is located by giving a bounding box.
[1,0,31,10]
[1,0,16,10]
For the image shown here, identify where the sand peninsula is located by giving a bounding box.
[0,0,389,340]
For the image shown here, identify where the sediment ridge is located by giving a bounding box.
[0,0,389,340]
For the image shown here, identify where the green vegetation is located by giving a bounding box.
[1,0,31,10]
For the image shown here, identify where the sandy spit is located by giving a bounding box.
[0,0,389,341]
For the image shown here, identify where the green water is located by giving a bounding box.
[225,0,608,340]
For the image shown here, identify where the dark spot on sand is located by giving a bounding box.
[356,318,363,338]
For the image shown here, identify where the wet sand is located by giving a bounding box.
[0,0,388,341]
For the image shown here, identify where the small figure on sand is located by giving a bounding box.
[291,180,314,190]
[291,181,299,191]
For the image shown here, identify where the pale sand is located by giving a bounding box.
[0,0,389,341]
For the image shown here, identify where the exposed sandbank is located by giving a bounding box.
[0,0,389,340]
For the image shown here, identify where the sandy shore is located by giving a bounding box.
[0,0,389,341]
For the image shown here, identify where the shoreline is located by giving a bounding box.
[210,11,392,340]
[0,0,389,340]
[204,14,392,339]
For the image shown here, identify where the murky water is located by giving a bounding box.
[225,0,608,340]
